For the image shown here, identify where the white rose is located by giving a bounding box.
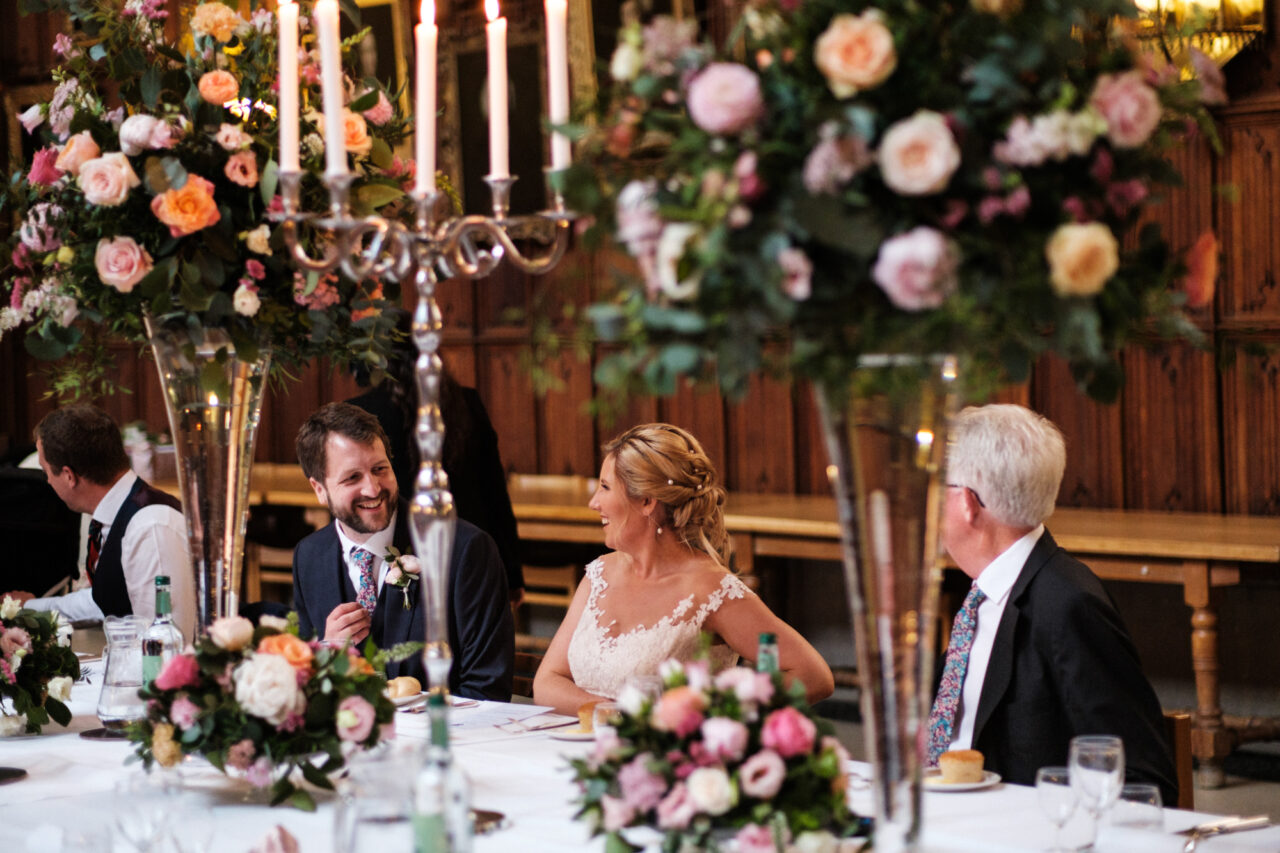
[792,831,840,853]
[610,42,643,82]
[258,614,289,632]
[0,596,21,619]
[877,110,961,196]
[233,284,261,317]
[234,654,306,725]
[685,766,734,815]
[655,223,703,301]
[616,682,647,717]
[118,114,161,156]
[244,224,272,255]
[11,648,26,671]
[208,615,255,651]
[658,659,684,683]
[0,713,28,736]
[47,675,73,703]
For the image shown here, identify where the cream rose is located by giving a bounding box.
[208,615,255,651]
[95,237,153,292]
[793,831,841,853]
[233,283,261,317]
[877,110,961,196]
[0,596,21,620]
[1045,222,1119,297]
[215,123,252,151]
[78,153,140,206]
[244,224,272,255]
[814,10,896,99]
[655,223,703,301]
[0,714,28,737]
[47,675,73,703]
[234,653,306,725]
[685,766,734,816]
[54,130,100,175]
[610,42,643,82]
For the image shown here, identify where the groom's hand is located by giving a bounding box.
[324,601,371,645]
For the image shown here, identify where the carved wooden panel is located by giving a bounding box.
[1031,355,1124,508]
[725,371,795,494]
[1219,335,1280,515]
[477,344,539,473]
[1218,111,1280,321]
[537,351,596,476]
[660,380,727,484]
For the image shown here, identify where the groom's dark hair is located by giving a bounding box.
[295,402,392,482]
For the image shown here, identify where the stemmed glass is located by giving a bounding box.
[1036,766,1077,852]
[1069,735,1125,825]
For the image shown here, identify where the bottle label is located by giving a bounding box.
[142,654,162,686]
[757,646,779,674]
[413,814,447,853]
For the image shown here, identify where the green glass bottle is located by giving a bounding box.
[413,692,473,852]
[756,631,779,674]
[141,575,183,686]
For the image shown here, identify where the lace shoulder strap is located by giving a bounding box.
[693,572,752,628]
[583,557,607,611]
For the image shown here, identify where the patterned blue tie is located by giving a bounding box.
[351,547,378,615]
[926,583,987,764]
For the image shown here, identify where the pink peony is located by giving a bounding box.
[699,717,749,762]
[336,695,376,742]
[760,706,817,758]
[170,695,200,730]
[686,63,765,136]
[27,147,63,186]
[95,236,153,292]
[600,794,636,832]
[655,781,696,829]
[653,685,706,737]
[1090,71,1162,149]
[777,247,813,301]
[738,748,787,799]
[224,150,259,187]
[617,752,667,812]
[713,667,774,706]
[226,737,257,770]
[872,226,960,311]
[79,152,141,206]
[154,653,200,691]
[119,114,162,156]
[878,110,961,196]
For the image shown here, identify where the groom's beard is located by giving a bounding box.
[328,486,397,535]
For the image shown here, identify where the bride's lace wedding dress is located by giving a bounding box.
[566,557,753,699]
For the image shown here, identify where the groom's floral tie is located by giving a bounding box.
[351,546,378,614]
[926,583,987,764]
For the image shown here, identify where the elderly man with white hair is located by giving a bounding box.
[926,404,1177,805]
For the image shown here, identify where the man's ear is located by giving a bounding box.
[308,477,328,506]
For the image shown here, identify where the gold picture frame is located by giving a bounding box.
[3,83,57,178]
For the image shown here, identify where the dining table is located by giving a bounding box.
[4,658,1277,852]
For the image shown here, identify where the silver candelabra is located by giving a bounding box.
[276,170,572,695]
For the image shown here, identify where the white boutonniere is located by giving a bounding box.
[384,547,420,611]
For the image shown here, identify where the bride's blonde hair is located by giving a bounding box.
[603,423,733,568]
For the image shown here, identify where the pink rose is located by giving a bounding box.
[170,695,200,730]
[224,150,259,187]
[713,667,774,705]
[777,247,813,301]
[760,706,817,758]
[738,748,787,799]
[686,63,765,136]
[653,685,706,737]
[27,147,64,186]
[1181,230,1217,310]
[95,237,153,292]
[119,114,161,156]
[617,752,666,812]
[226,737,257,770]
[601,794,636,832]
[655,780,695,829]
[215,122,252,151]
[245,259,266,280]
[155,654,200,691]
[0,627,32,656]
[813,10,896,98]
[878,110,961,196]
[79,152,141,206]
[699,717,749,762]
[198,70,240,106]
[1090,71,1161,149]
[336,695,376,742]
[54,131,100,175]
[872,226,960,311]
[736,823,789,853]
[362,90,393,125]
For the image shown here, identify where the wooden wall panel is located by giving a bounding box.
[793,384,830,497]
[660,381,727,483]
[1220,337,1280,515]
[725,372,795,493]
[1032,355,1124,508]
[478,344,539,473]
[1218,109,1280,321]
[537,351,597,476]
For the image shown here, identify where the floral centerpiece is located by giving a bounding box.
[563,0,1222,401]
[129,614,408,809]
[0,595,79,736]
[3,0,421,394]
[571,659,868,853]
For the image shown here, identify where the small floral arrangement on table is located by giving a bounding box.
[3,0,427,397]
[129,613,401,810]
[383,546,421,610]
[0,595,79,736]
[563,1,1224,401]
[571,658,867,853]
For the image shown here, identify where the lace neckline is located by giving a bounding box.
[581,557,742,647]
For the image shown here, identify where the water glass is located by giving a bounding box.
[1068,735,1124,819]
[1111,783,1163,831]
[1035,766,1077,852]
[592,702,622,739]
[335,744,420,853]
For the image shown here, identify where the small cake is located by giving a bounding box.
[387,676,422,698]
[937,749,985,784]
[577,701,601,733]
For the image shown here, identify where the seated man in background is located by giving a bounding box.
[9,405,194,638]
[291,403,514,701]
[928,404,1177,805]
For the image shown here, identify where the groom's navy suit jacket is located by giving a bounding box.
[292,502,514,700]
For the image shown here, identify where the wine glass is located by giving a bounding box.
[1111,782,1163,832]
[1036,766,1077,852]
[1068,735,1125,821]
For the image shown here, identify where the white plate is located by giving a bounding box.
[548,728,595,742]
[391,692,426,707]
[923,770,1001,792]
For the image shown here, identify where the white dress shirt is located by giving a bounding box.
[335,511,398,600]
[26,472,194,640]
[950,524,1045,750]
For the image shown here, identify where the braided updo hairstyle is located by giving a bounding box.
[603,423,733,569]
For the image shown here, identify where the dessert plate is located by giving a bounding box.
[923,769,1001,792]
[548,728,594,742]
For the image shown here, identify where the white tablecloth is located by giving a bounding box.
[3,670,1276,852]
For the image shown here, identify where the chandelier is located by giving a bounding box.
[1131,0,1266,67]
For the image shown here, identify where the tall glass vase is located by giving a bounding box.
[145,317,270,634]
[814,354,960,853]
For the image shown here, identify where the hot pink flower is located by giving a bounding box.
[872,226,960,311]
[686,63,765,136]
[760,706,817,758]
[336,695,376,742]
[653,685,706,737]
[154,654,200,691]
[617,752,666,812]
[245,259,266,280]
[738,748,786,799]
[1090,71,1161,149]
[28,147,63,186]
[655,782,696,829]
[170,695,200,730]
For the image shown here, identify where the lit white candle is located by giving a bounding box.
[314,0,347,177]
[485,0,509,179]
[277,0,299,172]
[544,0,570,171]
[415,0,438,194]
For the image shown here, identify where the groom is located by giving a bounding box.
[291,402,513,701]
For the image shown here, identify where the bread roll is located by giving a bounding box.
[387,676,422,698]
[938,749,984,784]
[577,701,600,732]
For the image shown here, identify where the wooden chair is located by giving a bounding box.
[512,650,544,698]
[243,542,295,603]
[1163,711,1194,810]
[515,564,578,653]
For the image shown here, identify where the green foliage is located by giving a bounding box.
[0,600,80,734]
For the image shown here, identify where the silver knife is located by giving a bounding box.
[1176,815,1271,837]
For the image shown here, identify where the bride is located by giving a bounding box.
[533,423,834,715]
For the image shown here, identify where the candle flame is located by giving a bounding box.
[421,0,434,23]
[485,0,499,22]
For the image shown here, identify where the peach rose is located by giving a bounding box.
[1045,222,1119,297]
[54,130,100,175]
[224,150,259,187]
[1181,230,1217,309]
[1090,71,1161,149]
[95,236,153,292]
[151,174,220,237]
[78,152,140,206]
[257,633,314,672]
[198,70,240,106]
[877,110,961,196]
[341,109,373,157]
[814,10,896,99]
[190,2,244,42]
